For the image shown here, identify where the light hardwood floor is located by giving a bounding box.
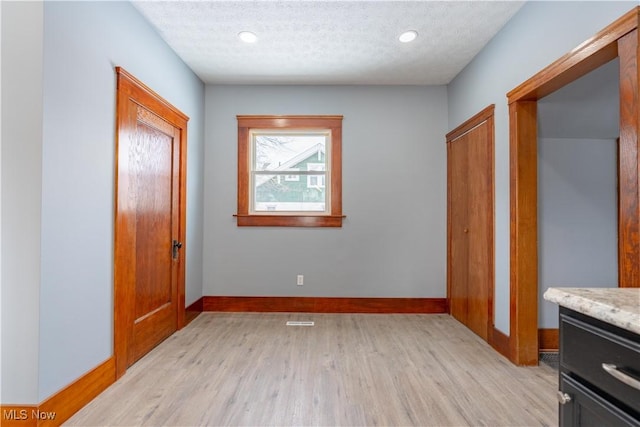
[66,313,558,426]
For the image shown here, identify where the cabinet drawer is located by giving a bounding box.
[560,312,640,415]
[560,373,640,426]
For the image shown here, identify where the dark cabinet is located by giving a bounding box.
[558,307,640,426]
[560,373,639,426]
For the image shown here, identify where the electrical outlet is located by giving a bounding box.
[297,275,304,286]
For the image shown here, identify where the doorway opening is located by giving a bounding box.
[537,59,620,351]
[507,8,639,365]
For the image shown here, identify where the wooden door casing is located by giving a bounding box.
[114,67,189,378]
[617,29,640,288]
[506,7,639,366]
[447,105,495,342]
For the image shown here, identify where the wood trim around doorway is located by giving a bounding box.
[617,28,640,287]
[114,67,189,378]
[445,104,496,142]
[506,7,639,365]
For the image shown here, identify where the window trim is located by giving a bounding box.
[236,115,344,227]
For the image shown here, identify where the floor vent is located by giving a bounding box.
[539,352,559,371]
[286,321,315,326]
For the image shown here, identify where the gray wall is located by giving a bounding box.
[447,1,634,334]
[1,0,204,403]
[1,1,43,404]
[204,85,447,298]
[38,0,205,401]
[537,59,619,329]
[538,59,620,140]
[538,138,618,328]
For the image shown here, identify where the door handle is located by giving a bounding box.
[463,228,469,233]
[602,363,640,391]
[172,240,183,260]
[556,391,572,405]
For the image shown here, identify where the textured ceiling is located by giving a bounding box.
[132,1,525,85]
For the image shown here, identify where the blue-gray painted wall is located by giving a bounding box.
[1,0,44,404]
[37,0,205,401]
[204,85,448,298]
[447,0,634,334]
[538,138,618,328]
[1,0,205,403]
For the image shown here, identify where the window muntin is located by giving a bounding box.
[284,169,300,182]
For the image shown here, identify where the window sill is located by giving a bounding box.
[234,214,345,227]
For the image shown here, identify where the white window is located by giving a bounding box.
[250,131,329,213]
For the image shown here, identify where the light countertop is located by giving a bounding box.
[543,287,640,335]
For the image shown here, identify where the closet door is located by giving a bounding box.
[447,107,494,342]
[448,135,470,327]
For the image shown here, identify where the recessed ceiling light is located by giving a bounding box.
[238,31,258,43]
[399,30,418,43]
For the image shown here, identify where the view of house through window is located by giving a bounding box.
[252,131,329,213]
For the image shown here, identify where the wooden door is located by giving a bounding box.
[448,133,469,326]
[114,67,188,377]
[447,106,494,341]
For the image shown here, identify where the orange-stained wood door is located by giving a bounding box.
[128,116,178,366]
[447,106,495,342]
[449,131,470,329]
[114,67,188,377]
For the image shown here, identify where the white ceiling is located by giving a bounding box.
[132,1,525,85]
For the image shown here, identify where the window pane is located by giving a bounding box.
[255,134,326,172]
[254,174,326,212]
